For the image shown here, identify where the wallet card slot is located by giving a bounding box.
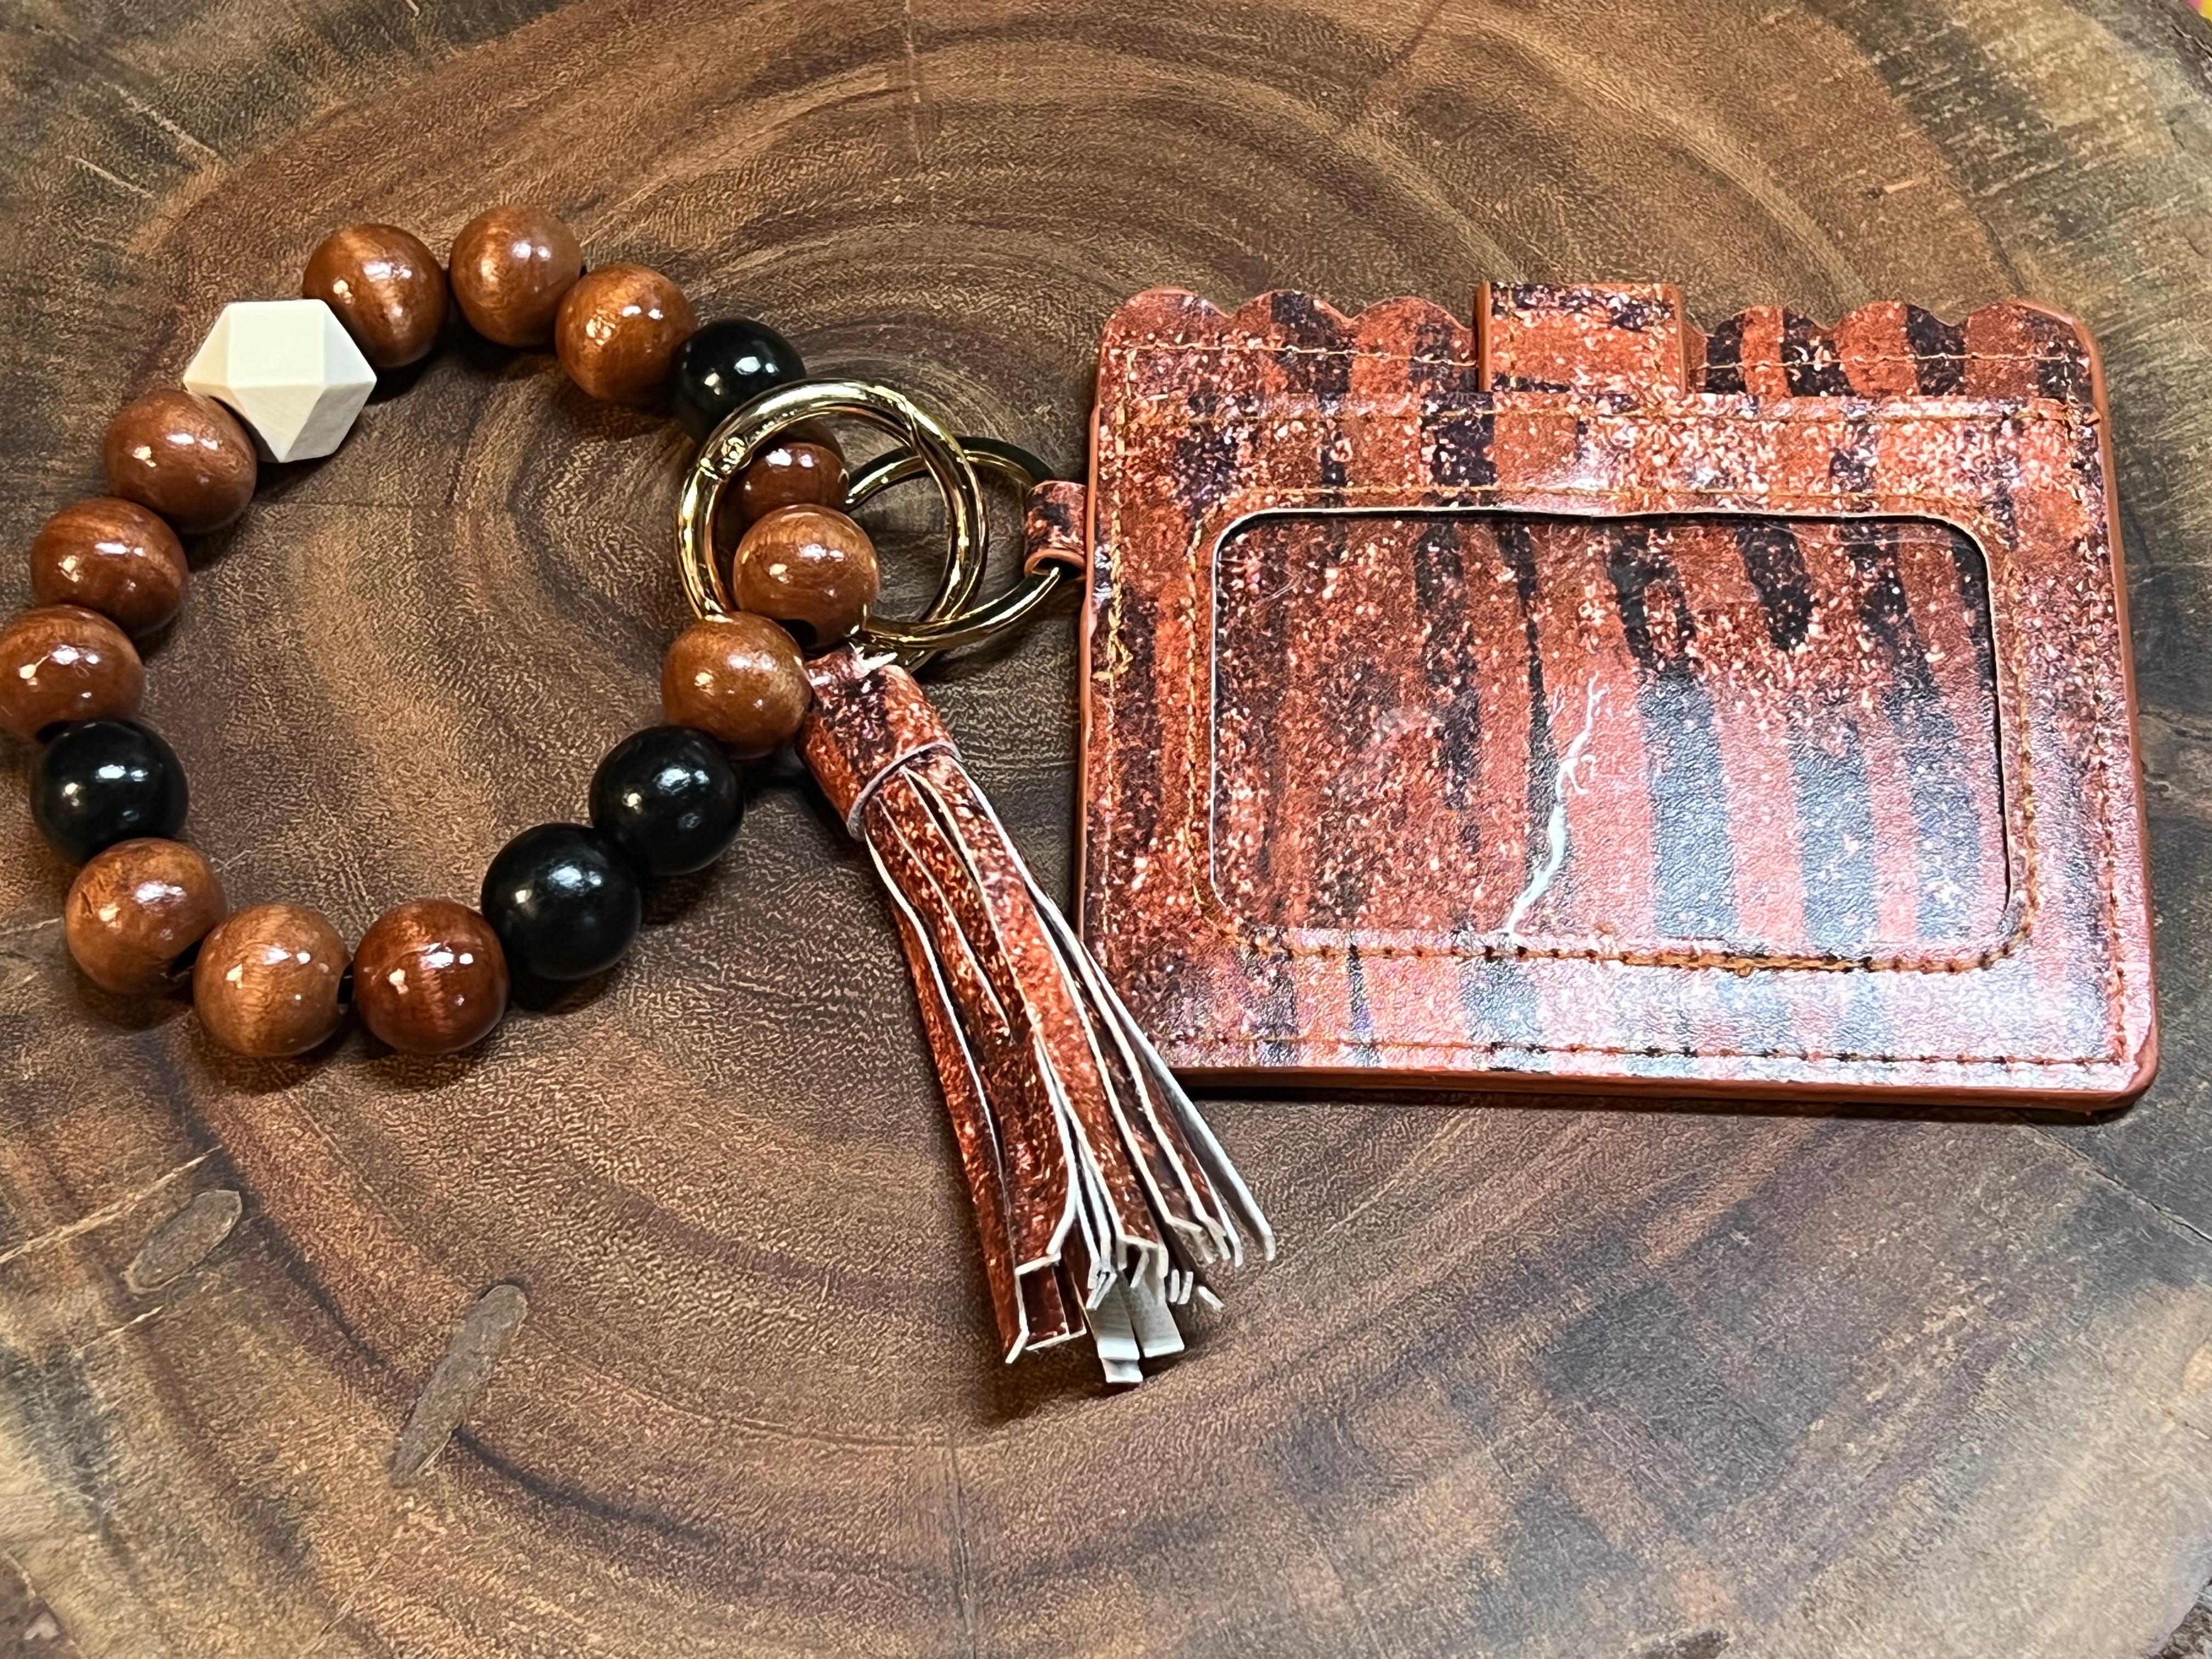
[1207,508,2009,968]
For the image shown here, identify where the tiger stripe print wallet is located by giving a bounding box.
[1073,282,2156,1106]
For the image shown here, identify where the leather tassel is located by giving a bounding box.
[800,644,1272,1382]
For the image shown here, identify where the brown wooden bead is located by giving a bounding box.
[193,902,350,1057]
[554,264,697,406]
[448,205,583,348]
[302,222,448,369]
[660,614,811,758]
[733,505,880,642]
[0,604,144,741]
[27,498,187,636]
[352,900,509,1056]
[102,390,257,535]
[64,838,227,995]
[737,440,847,526]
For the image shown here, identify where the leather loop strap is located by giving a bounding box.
[798,645,953,831]
[1021,480,1088,576]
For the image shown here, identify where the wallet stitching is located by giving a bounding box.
[1097,342,2125,1069]
[1164,1035,2119,1070]
[1119,402,2069,423]
[1116,339,2070,373]
[1183,489,2042,976]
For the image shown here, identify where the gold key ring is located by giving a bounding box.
[843,436,1076,655]
[676,380,986,666]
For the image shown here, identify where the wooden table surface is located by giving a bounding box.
[4,0,2212,1654]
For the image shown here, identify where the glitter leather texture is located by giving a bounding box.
[800,646,1270,1372]
[1075,282,2157,1106]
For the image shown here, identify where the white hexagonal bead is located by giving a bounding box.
[181,299,377,464]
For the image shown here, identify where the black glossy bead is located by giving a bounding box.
[479,823,642,982]
[588,725,744,878]
[670,317,806,442]
[31,719,188,863]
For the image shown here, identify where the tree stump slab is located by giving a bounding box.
[4,1,2212,1654]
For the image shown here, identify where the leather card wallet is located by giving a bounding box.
[1075,282,2157,1106]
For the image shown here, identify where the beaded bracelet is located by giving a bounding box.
[3,205,864,1059]
[3,205,1270,1383]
